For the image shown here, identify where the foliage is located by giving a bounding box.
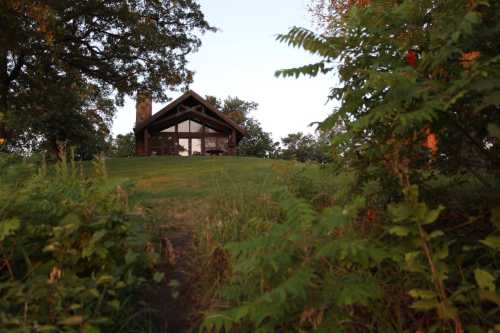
[199,1,500,332]
[0,0,213,153]
[280,131,332,163]
[201,175,392,332]
[0,152,160,332]
[277,0,500,175]
[205,95,280,158]
[206,96,259,126]
[110,133,136,158]
[238,118,279,158]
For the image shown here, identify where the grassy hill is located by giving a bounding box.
[104,156,298,331]
[106,156,291,203]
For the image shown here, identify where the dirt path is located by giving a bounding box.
[142,198,209,333]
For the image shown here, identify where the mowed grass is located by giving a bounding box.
[105,156,291,205]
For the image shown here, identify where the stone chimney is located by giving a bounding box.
[136,91,152,125]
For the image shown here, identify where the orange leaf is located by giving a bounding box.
[460,51,481,69]
[422,129,438,154]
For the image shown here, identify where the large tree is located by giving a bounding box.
[280,131,332,163]
[0,0,213,153]
[280,0,500,174]
[110,132,135,158]
[206,95,278,157]
[206,95,259,126]
[238,118,278,158]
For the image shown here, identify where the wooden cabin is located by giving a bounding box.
[134,90,245,156]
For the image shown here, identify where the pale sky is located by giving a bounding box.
[112,0,338,142]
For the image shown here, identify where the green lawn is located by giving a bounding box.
[105,156,290,202]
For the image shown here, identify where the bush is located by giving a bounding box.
[200,166,500,332]
[0,152,160,333]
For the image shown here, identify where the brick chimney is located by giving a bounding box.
[136,91,152,125]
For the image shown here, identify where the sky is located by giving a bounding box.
[112,0,338,142]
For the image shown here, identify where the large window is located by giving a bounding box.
[176,120,204,133]
[190,121,203,133]
[205,136,228,155]
[161,126,175,133]
[178,120,190,132]
[205,137,217,150]
[178,138,189,156]
[192,139,202,155]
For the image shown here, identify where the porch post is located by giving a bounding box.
[229,129,237,155]
[201,125,206,155]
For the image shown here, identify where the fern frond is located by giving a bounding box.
[276,27,339,58]
[275,61,331,78]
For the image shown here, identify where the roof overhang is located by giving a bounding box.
[134,90,246,137]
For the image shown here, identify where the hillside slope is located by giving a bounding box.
[105,156,291,332]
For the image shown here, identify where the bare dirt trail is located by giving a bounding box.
[142,198,210,333]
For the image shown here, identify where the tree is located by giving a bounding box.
[206,95,258,126]
[206,95,278,157]
[238,118,279,158]
[278,1,500,175]
[280,131,331,163]
[111,133,135,158]
[0,1,213,153]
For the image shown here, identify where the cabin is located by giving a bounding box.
[134,90,245,156]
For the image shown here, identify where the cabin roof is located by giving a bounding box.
[134,90,246,136]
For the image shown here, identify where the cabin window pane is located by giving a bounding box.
[206,127,218,133]
[217,137,228,151]
[178,138,189,156]
[161,126,176,133]
[192,139,202,155]
[178,120,190,132]
[190,120,203,133]
[205,137,217,150]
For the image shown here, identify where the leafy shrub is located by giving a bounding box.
[201,169,500,332]
[196,1,500,331]
[201,185,393,332]
[0,152,159,333]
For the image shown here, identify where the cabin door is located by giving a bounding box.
[191,139,202,155]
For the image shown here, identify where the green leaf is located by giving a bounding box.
[475,269,496,292]
[0,218,20,241]
[423,206,444,225]
[409,289,437,300]
[153,272,165,283]
[125,251,139,265]
[434,244,449,260]
[34,325,57,332]
[96,275,113,285]
[436,302,458,320]
[487,123,500,139]
[429,230,444,239]
[168,279,180,288]
[389,226,411,237]
[481,236,500,251]
[411,298,439,311]
[479,290,500,306]
[82,230,107,258]
[82,323,101,333]
[388,203,412,223]
[59,315,84,326]
[405,251,423,272]
[108,299,120,311]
